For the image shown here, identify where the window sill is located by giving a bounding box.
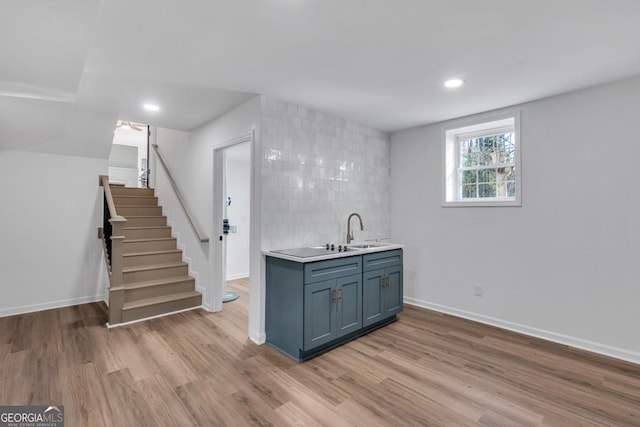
[442,199,521,208]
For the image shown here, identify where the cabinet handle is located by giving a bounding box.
[381,277,386,288]
[385,276,390,288]
[338,288,343,302]
[332,289,337,304]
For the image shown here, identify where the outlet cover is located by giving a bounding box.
[474,284,483,297]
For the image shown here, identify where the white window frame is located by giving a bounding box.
[442,110,521,207]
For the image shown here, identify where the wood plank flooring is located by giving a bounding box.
[1,278,639,426]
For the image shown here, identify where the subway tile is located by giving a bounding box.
[261,98,391,247]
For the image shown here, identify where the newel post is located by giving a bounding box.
[108,215,127,325]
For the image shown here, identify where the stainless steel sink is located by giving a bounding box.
[349,243,392,249]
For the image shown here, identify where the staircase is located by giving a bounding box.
[108,186,202,323]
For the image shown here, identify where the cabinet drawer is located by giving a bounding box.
[304,256,362,284]
[363,249,403,272]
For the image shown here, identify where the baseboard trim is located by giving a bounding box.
[196,284,213,312]
[250,330,266,345]
[226,273,249,281]
[404,297,640,366]
[106,305,203,329]
[0,294,108,318]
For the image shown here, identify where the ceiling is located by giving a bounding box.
[2,0,640,158]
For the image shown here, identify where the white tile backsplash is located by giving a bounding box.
[260,96,391,250]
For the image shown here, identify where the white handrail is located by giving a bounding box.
[151,144,209,243]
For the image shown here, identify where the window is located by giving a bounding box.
[443,112,521,206]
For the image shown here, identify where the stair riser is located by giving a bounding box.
[113,196,158,206]
[107,186,203,326]
[121,295,202,323]
[124,217,167,227]
[124,239,177,253]
[123,251,182,267]
[124,279,196,302]
[117,206,163,216]
[124,227,172,240]
[123,265,189,283]
[109,187,155,197]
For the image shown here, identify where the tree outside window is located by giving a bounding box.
[458,132,515,199]
[443,112,521,207]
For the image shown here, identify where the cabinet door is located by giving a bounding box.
[363,269,385,327]
[304,280,336,350]
[384,265,403,317]
[336,274,362,338]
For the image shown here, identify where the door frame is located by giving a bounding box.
[144,125,151,187]
[211,130,255,313]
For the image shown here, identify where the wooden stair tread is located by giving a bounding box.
[123,249,182,257]
[122,290,201,311]
[122,261,187,273]
[124,275,194,290]
[106,185,200,325]
[123,226,170,230]
[124,237,175,243]
[109,185,154,193]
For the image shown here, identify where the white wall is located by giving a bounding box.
[152,96,261,325]
[390,76,640,364]
[0,151,109,316]
[226,151,251,279]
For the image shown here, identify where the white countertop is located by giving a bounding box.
[263,242,404,263]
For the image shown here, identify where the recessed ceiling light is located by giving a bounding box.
[143,103,160,111]
[444,78,465,88]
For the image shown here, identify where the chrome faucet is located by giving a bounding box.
[346,213,364,244]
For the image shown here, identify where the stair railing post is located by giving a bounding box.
[108,215,127,324]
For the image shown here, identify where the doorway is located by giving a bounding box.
[222,142,251,302]
[212,131,255,319]
[108,120,149,187]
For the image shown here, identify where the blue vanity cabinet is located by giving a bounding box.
[266,255,362,360]
[266,249,402,362]
[303,273,362,350]
[303,256,362,350]
[384,264,403,316]
[362,250,403,328]
[335,273,363,337]
[265,256,305,359]
[303,279,337,349]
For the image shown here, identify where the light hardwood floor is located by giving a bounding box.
[1,278,639,426]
